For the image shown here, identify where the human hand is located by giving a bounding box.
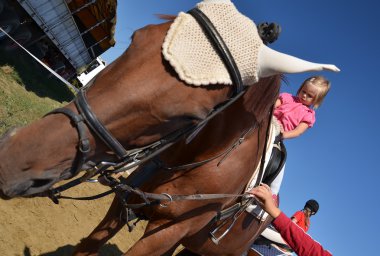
[321,64,340,72]
[248,184,281,218]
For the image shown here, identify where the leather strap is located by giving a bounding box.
[46,108,90,178]
[75,89,129,159]
[188,8,244,96]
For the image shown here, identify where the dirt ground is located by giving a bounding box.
[0,180,146,256]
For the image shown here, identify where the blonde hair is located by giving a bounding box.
[297,76,331,109]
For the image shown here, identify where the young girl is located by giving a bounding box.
[274,76,331,140]
[262,76,331,196]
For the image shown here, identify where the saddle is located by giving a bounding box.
[262,138,286,186]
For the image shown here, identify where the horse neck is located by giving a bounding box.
[210,75,280,144]
[159,75,280,168]
[242,75,281,122]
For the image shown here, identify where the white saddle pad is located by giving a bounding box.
[245,118,281,221]
[250,244,293,256]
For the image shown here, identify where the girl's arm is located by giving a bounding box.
[258,45,340,78]
[282,122,309,139]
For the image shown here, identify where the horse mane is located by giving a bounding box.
[243,75,282,118]
[155,14,177,21]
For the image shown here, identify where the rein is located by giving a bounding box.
[161,124,258,171]
[48,175,254,208]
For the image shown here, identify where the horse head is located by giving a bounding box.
[0,21,233,198]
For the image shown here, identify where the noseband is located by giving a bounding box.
[45,106,90,178]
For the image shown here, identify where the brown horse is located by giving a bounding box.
[0,15,280,256]
[72,73,280,256]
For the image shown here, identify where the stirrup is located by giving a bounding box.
[210,217,237,245]
[210,197,255,244]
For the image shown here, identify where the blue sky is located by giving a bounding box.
[102,1,379,255]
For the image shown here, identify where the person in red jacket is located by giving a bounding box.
[291,199,319,232]
[249,184,332,256]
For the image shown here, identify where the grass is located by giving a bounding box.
[0,65,66,135]
[0,47,74,102]
[0,43,76,135]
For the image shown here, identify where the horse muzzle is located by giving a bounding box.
[0,175,61,199]
[0,189,12,200]
[0,180,34,199]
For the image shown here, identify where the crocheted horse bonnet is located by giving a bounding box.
[162,1,263,86]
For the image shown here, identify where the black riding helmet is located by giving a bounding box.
[305,199,319,215]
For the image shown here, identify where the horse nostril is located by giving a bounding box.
[0,190,12,200]
[31,179,53,188]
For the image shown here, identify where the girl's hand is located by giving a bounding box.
[249,184,281,218]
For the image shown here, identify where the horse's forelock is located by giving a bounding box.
[155,14,177,21]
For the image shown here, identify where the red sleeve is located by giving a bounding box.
[272,212,332,256]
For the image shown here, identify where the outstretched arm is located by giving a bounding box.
[249,184,333,256]
[258,45,340,78]
[273,213,333,256]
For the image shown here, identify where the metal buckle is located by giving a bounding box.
[80,161,116,182]
[159,193,173,208]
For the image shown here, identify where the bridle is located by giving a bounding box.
[45,7,250,197]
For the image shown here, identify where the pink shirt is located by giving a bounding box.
[273,93,315,132]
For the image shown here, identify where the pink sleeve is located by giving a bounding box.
[278,93,294,104]
[301,110,316,128]
[272,212,332,256]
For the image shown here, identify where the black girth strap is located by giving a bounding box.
[75,90,129,159]
[188,8,244,96]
